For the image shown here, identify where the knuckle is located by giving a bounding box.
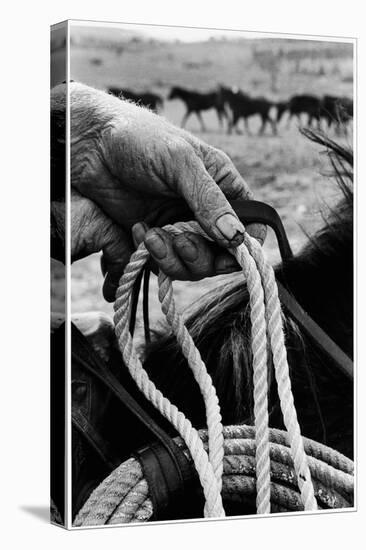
[215,147,231,165]
[202,146,219,176]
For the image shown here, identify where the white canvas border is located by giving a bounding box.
[65,18,357,531]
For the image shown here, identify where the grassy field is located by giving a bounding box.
[51,29,353,333]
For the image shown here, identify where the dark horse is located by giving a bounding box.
[168,86,228,132]
[277,94,322,128]
[219,85,276,135]
[108,86,164,113]
[61,132,353,523]
[321,95,353,132]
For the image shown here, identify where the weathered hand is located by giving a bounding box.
[52,82,265,301]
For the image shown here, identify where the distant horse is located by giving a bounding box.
[108,87,164,113]
[168,86,228,132]
[321,95,353,132]
[277,94,322,128]
[219,86,276,135]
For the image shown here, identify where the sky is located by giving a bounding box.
[70,20,286,43]
[70,20,354,47]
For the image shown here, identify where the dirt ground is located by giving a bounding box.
[51,29,353,334]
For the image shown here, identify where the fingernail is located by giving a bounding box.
[215,213,245,245]
[175,235,198,262]
[145,231,167,259]
[103,274,118,303]
[132,222,149,250]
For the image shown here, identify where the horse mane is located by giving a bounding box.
[142,131,353,458]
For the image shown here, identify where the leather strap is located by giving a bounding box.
[134,442,201,520]
[72,334,175,450]
[72,407,118,470]
[229,199,294,261]
[277,281,353,380]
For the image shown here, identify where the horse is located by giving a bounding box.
[168,86,228,132]
[108,87,164,113]
[278,94,323,128]
[63,131,353,523]
[320,95,353,133]
[219,86,276,136]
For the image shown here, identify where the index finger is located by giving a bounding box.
[202,146,267,245]
[173,147,246,248]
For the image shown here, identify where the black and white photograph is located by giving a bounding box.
[50,19,354,529]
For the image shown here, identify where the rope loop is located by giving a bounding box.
[114,223,225,518]
[113,220,318,517]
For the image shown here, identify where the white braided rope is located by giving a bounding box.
[113,220,317,516]
[114,243,224,518]
[232,244,271,514]
[242,234,318,510]
[166,222,271,513]
[157,270,224,496]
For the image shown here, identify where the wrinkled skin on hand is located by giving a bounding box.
[51,83,266,301]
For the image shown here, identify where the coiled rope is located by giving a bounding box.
[74,425,353,526]
[75,220,345,525]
